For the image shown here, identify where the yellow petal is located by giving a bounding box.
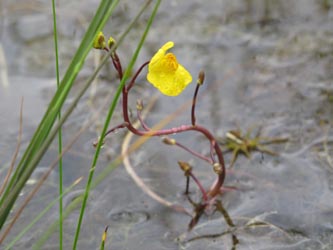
[161,41,174,51]
[147,64,192,96]
[149,41,174,67]
[147,41,192,96]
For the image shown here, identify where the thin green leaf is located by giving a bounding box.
[50,0,64,248]
[0,0,119,229]
[4,178,82,250]
[72,0,160,248]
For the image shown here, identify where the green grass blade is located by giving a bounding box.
[72,0,161,248]
[0,33,119,238]
[0,0,119,229]
[50,0,63,248]
[3,178,82,250]
[34,90,157,247]
[11,0,160,246]
[0,0,148,240]
[33,158,121,249]
[33,194,84,250]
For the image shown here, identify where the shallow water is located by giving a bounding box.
[1,0,333,249]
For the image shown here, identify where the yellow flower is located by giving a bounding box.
[147,41,192,96]
[93,31,106,49]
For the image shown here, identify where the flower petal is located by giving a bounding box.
[147,41,192,96]
[149,41,174,67]
[147,64,192,96]
[161,41,174,51]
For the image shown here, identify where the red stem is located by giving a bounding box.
[174,141,213,164]
[104,48,123,79]
[122,86,225,199]
[113,52,123,79]
[127,61,150,91]
[107,52,225,202]
[191,84,201,126]
[136,100,150,131]
[189,172,208,201]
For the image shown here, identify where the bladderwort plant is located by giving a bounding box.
[0,1,160,249]
[93,33,227,228]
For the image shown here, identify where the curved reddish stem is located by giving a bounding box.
[108,53,226,202]
[104,48,123,79]
[122,87,225,199]
[126,61,150,92]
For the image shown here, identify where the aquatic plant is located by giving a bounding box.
[219,128,288,168]
[94,33,227,228]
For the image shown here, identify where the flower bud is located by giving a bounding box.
[213,162,223,175]
[178,161,192,176]
[162,137,176,145]
[197,70,205,85]
[108,36,116,49]
[93,31,106,49]
[93,136,105,147]
[136,100,143,111]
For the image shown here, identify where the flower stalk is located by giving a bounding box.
[97,39,226,227]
